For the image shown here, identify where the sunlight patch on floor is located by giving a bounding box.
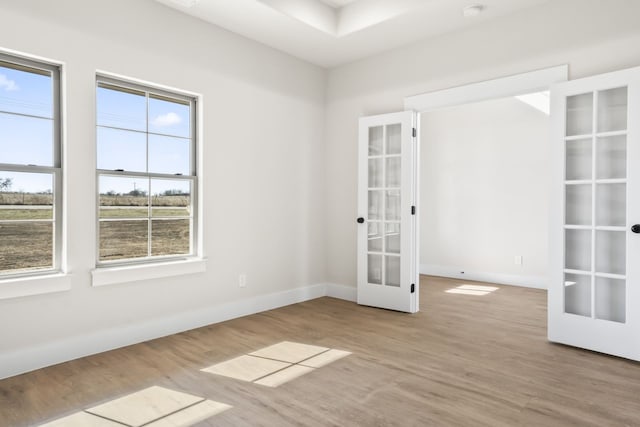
[446,284,499,296]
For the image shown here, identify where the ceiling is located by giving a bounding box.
[155,0,552,68]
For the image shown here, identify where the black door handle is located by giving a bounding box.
[632,224,640,234]
[357,217,365,224]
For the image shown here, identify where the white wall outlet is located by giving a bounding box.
[239,273,247,288]
[514,255,523,265]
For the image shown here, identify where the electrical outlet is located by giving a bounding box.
[514,255,523,265]
[239,273,247,288]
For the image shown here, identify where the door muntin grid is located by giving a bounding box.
[367,123,402,287]
[563,86,628,323]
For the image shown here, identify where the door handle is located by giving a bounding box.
[632,224,640,234]
[357,217,365,224]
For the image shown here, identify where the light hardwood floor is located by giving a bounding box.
[2,275,640,426]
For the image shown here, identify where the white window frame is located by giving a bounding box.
[0,52,63,279]
[95,75,199,268]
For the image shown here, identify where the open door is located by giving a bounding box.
[549,66,640,360]
[357,111,419,313]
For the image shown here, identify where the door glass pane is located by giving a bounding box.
[367,222,383,252]
[0,113,53,167]
[386,124,401,155]
[596,183,625,227]
[595,277,625,323]
[0,63,53,118]
[565,139,592,180]
[368,254,382,285]
[148,95,190,138]
[385,256,400,287]
[97,85,146,132]
[0,222,53,274]
[565,229,591,271]
[565,185,591,226]
[564,273,591,317]
[368,126,383,156]
[151,179,190,218]
[386,157,400,188]
[97,127,147,172]
[368,190,383,220]
[385,190,400,221]
[385,223,400,254]
[99,220,149,261]
[598,87,627,133]
[596,231,625,275]
[368,159,382,188]
[99,176,149,219]
[151,219,190,256]
[596,135,626,179]
[566,93,593,136]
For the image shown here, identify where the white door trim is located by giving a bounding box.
[404,65,568,113]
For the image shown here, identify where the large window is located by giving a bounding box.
[0,54,61,277]
[96,76,197,265]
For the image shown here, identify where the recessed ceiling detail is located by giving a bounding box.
[154,0,553,67]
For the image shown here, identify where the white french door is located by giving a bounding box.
[357,111,419,313]
[549,66,640,360]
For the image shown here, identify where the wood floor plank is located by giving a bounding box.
[2,276,640,426]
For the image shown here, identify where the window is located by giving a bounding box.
[96,76,197,265]
[0,53,61,277]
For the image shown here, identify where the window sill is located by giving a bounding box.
[91,258,207,287]
[0,273,71,300]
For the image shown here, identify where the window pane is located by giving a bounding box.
[0,63,52,118]
[99,220,148,261]
[0,221,53,274]
[99,176,149,219]
[148,134,190,175]
[0,113,53,166]
[0,171,53,220]
[97,85,146,132]
[97,127,147,172]
[151,179,190,217]
[151,219,190,256]
[149,95,190,138]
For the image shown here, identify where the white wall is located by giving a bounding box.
[325,0,640,289]
[0,0,327,378]
[420,97,549,287]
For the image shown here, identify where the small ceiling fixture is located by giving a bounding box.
[462,4,485,18]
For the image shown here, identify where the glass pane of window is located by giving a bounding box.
[0,113,53,166]
[97,127,147,172]
[386,124,401,155]
[151,219,190,256]
[598,87,627,133]
[148,134,190,175]
[596,231,625,275]
[596,183,625,227]
[369,158,382,188]
[99,220,149,261]
[564,273,591,317]
[565,184,591,226]
[595,277,625,323]
[0,63,52,118]
[368,254,382,285]
[0,171,53,219]
[385,256,400,287]
[596,135,626,180]
[565,139,592,181]
[385,190,400,221]
[385,223,400,254]
[148,95,190,138]
[368,126,383,156]
[0,221,53,274]
[566,93,593,136]
[368,190,383,221]
[97,85,146,132]
[368,222,383,252]
[565,229,591,272]
[99,176,149,219]
[386,157,400,188]
[151,179,190,217]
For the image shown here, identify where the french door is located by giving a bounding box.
[357,111,419,313]
[549,66,640,360]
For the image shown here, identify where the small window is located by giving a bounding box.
[0,53,61,277]
[95,76,197,265]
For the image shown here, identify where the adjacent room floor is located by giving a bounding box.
[2,276,640,426]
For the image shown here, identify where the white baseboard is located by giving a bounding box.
[325,283,357,302]
[420,264,547,289]
[0,282,338,380]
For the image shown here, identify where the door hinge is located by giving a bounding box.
[411,206,416,215]
[410,283,415,293]
[412,128,417,138]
